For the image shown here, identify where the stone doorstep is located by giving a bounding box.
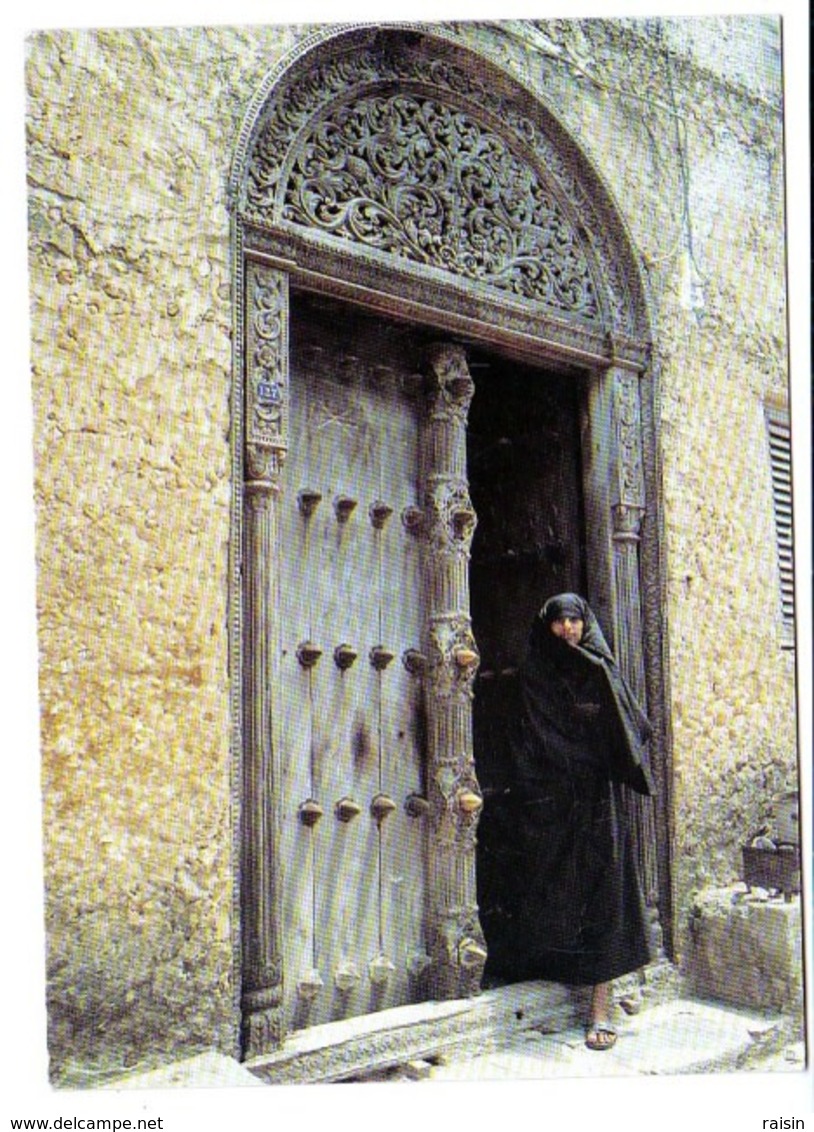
[244,981,578,1084]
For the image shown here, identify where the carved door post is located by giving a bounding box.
[241,265,289,1056]
[609,367,662,956]
[422,343,487,999]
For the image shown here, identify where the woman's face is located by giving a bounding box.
[549,616,584,647]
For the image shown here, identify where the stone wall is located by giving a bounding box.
[27,25,308,1082]
[26,18,795,1082]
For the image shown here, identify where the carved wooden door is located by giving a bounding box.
[278,296,431,1029]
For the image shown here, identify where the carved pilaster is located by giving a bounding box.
[610,368,662,956]
[241,264,289,1056]
[422,343,487,999]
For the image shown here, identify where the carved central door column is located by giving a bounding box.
[422,343,487,999]
[241,264,289,1056]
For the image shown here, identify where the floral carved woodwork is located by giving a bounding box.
[282,92,599,318]
[246,267,288,485]
[237,27,651,349]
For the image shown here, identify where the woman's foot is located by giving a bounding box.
[585,1021,617,1050]
[585,981,617,1051]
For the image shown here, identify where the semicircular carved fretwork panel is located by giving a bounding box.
[281,92,599,318]
[238,28,650,345]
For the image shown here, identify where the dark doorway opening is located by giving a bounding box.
[468,354,587,983]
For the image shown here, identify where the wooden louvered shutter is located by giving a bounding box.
[765,406,794,641]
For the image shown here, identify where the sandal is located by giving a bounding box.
[585,1021,618,1051]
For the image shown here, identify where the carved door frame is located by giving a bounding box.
[228,23,675,1059]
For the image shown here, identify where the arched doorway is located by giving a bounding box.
[229,23,672,1059]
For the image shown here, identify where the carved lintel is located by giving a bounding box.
[245,53,602,322]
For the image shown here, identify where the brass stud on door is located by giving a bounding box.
[297,489,322,517]
[458,938,488,969]
[453,647,479,670]
[456,789,484,815]
[402,649,427,676]
[369,501,394,529]
[369,646,395,671]
[334,962,361,992]
[405,793,430,818]
[401,505,424,535]
[368,954,396,985]
[297,968,324,999]
[334,495,358,522]
[407,950,433,978]
[298,799,324,827]
[370,793,397,826]
[333,644,358,670]
[296,641,323,668]
[335,797,362,823]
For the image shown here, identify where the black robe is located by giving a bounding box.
[484,594,654,986]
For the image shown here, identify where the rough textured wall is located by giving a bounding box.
[27,17,794,1082]
[26,24,312,1084]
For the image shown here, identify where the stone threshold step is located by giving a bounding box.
[244,980,578,1085]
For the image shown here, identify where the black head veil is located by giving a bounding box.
[520,593,654,796]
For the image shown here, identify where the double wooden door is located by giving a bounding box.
[273,293,586,1030]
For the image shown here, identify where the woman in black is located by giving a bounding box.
[511,593,654,1050]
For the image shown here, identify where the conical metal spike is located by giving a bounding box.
[370,793,397,825]
[335,797,362,823]
[334,495,358,522]
[369,500,394,529]
[298,798,324,827]
[296,641,323,668]
[333,643,358,670]
[297,489,322,517]
[370,646,395,671]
